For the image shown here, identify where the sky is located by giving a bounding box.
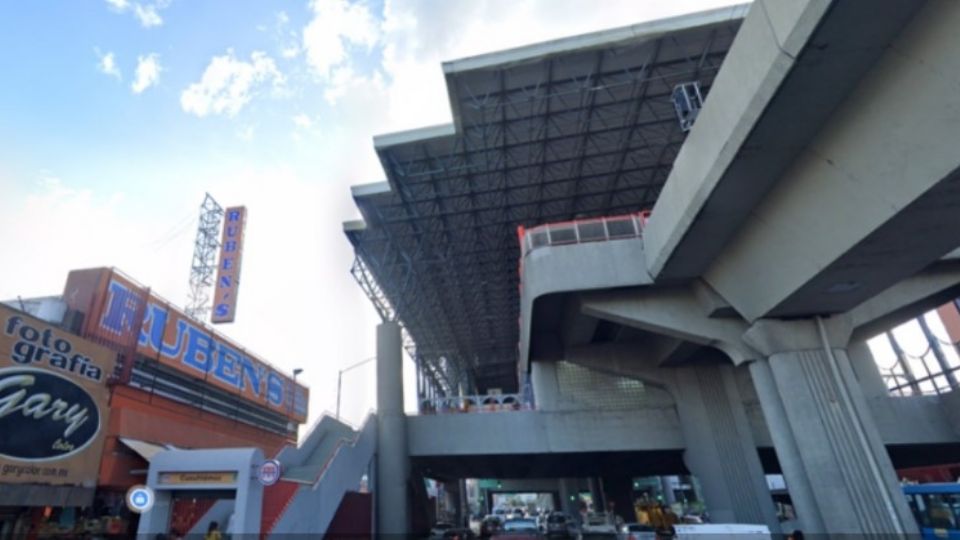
[0,0,764,430]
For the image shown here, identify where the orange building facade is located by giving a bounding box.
[0,267,308,538]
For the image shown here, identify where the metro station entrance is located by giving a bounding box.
[136,448,265,538]
[167,489,235,537]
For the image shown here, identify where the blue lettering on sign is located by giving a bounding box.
[159,320,188,357]
[227,209,242,222]
[222,258,234,270]
[101,280,143,336]
[183,325,215,373]
[225,225,238,237]
[138,303,169,351]
[240,356,265,397]
[224,240,237,252]
[213,343,242,386]
[266,372,284,406]
[100,274,301,415]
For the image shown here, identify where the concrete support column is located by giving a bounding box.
[846,339,889,400]
[601,475,634,523]
[660,476,677,506]
[672,364,780,532]
[376,321,410,534]
[748,359,824,534]
[530,360,561,411]
[558,478,580,516]
[745,318,919,535]
[588,477,603,512]
[458,479,469,527]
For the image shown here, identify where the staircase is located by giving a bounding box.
[260,414,377,538]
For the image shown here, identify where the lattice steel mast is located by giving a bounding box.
[185,193,224,320]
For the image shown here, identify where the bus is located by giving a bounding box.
[904,483,960,539]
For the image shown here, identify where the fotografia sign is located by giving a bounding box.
[0,304,114,486]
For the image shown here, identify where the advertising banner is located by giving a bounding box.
[212,206,246,324]
[0,304,115,486]
[90,270,308,423]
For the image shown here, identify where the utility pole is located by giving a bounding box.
[337,357,376,419]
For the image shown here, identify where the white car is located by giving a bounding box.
[619,523,656,540]
[429,522,455,539]
[672,524,771,540]
[581,514,618,539]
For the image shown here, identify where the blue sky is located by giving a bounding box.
[0,0,747,429]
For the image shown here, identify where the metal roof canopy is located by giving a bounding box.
[345,5,749,395]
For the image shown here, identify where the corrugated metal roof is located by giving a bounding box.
[345,5,748,394]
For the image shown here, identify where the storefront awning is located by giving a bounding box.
[119,437,170,462]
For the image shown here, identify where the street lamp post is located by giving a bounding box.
[287,368,304,433]
[337,357,376,420]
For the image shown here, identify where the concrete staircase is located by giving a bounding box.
[261,414,376,537]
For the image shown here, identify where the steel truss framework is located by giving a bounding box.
[186,193,224,320]
[347,10,744,395]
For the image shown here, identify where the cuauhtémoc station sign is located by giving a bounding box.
[0,304,114,486]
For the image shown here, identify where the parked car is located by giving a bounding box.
[481,516,504,538]
[672,524,771,540]
[581,514,618,540]
[429,522,455,540]
[493,518,541,540]
[619,523,656,540]
[544,512,575,539]
[441,528,478,540]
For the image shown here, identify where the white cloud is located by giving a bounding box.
[374,0,744,130]
[237,125,256,141]
[292,114,313,129]
[302,0,378,79]
[131,53,161,94]
[104,0,168,28]
[133,3,163,27]
[180,50,284,118]
[96,49,122,80]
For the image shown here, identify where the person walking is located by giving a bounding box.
[204,521,222,540]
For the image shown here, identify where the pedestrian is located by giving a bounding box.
[205,521,222,540]
[788,530,804,540]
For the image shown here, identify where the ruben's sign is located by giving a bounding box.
[72,269,308,422]
[0,305,114,486]
[212,206,246,324]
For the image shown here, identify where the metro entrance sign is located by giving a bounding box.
[257,459,282,486]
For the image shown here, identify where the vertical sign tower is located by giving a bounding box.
[211,206,247,324]
[186,193,224,320]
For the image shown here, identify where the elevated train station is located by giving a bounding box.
[115,1,960,536]
[345,0,960,536]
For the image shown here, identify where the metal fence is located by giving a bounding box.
[518,211,649,258]
[418,393,531,414]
